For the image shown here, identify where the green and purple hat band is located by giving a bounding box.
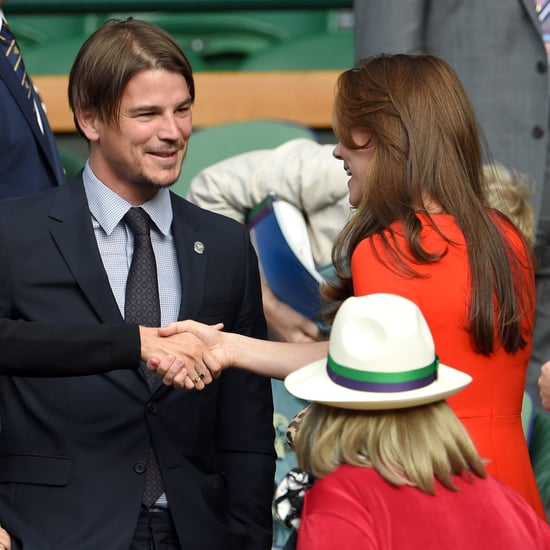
[326,354,439,392]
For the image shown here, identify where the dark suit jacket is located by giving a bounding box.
[354,0,548,224]
[0,176,275,549]
[0,319,140,375]
[0,31,65,198]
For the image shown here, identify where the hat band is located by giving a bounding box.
[326,355,439,392]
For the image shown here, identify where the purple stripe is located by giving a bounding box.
[327,367,437,392]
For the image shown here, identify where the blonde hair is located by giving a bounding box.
[483,162,535,245]
[294,401,486,495]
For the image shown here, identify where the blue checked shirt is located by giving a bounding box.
[82,161,181,327]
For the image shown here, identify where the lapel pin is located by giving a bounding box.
[194,241,205,254]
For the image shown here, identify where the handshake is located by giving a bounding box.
[140,320,229,391]
[141,317,322,387]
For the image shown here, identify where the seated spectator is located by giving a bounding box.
[283,293,550,549]
[483,162,535,244]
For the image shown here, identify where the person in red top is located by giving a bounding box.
[151,53,544,518]
[285,294,550,550]
[333,54,541,515]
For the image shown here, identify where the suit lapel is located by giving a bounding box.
[48,175,123,324]
[520,0,542,32]
[170,193,207,321]
[34,92,66,184]
[0,63,63,185]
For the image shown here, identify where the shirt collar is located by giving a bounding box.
[82,160,173,236]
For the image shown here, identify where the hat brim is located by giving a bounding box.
[284,358,472,410]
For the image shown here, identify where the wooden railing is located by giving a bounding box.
[35,70,340,133]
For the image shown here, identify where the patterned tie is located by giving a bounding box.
[123,207,164,507]
[0,22,33,101]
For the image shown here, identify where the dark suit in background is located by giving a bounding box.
[354,0,550,413]
[0,12,65,198]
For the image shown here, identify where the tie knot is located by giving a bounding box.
[124,207,151,236]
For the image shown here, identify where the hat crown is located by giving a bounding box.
[284,293,472,410]
[329,293,435,376]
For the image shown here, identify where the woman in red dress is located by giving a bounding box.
[327,54,541,516]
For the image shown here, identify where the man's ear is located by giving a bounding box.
[75,109,100,142]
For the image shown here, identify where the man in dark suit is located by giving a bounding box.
[0,18,275,550]
[0,0,65,198]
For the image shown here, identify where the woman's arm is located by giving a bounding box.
[149,320,328,385]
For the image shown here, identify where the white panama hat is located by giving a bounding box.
[284,293,472,410]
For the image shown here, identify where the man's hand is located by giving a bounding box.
[261,277,322,343]
[539,361,550,410]
[266,299,322,343]
[148,321,228,388]
[139,327,221,390]
[0,525,11,550]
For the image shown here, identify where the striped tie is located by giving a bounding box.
[0,22,33,101]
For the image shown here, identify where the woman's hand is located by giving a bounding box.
[539,361,550,410]
[140,325,223,390]
[147,321,229,389]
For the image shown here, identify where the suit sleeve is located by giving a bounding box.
[0,209,140,376]
[214,227,276,550]
[354,0,427,60]
[0,319,140,376]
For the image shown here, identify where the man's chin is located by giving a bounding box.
[139,172,182,190]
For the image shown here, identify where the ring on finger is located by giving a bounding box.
[198,371,206,379]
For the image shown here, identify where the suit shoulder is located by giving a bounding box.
[0,186,58,217]
[172,193,247,232]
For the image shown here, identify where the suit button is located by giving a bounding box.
[147,401,158,414]
[533,126,545,139]
[134,461,146,474]
[537,60,547,73]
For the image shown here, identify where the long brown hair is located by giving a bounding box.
[324,54,533,355]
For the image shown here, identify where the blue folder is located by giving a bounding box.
[247,192,325,321]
